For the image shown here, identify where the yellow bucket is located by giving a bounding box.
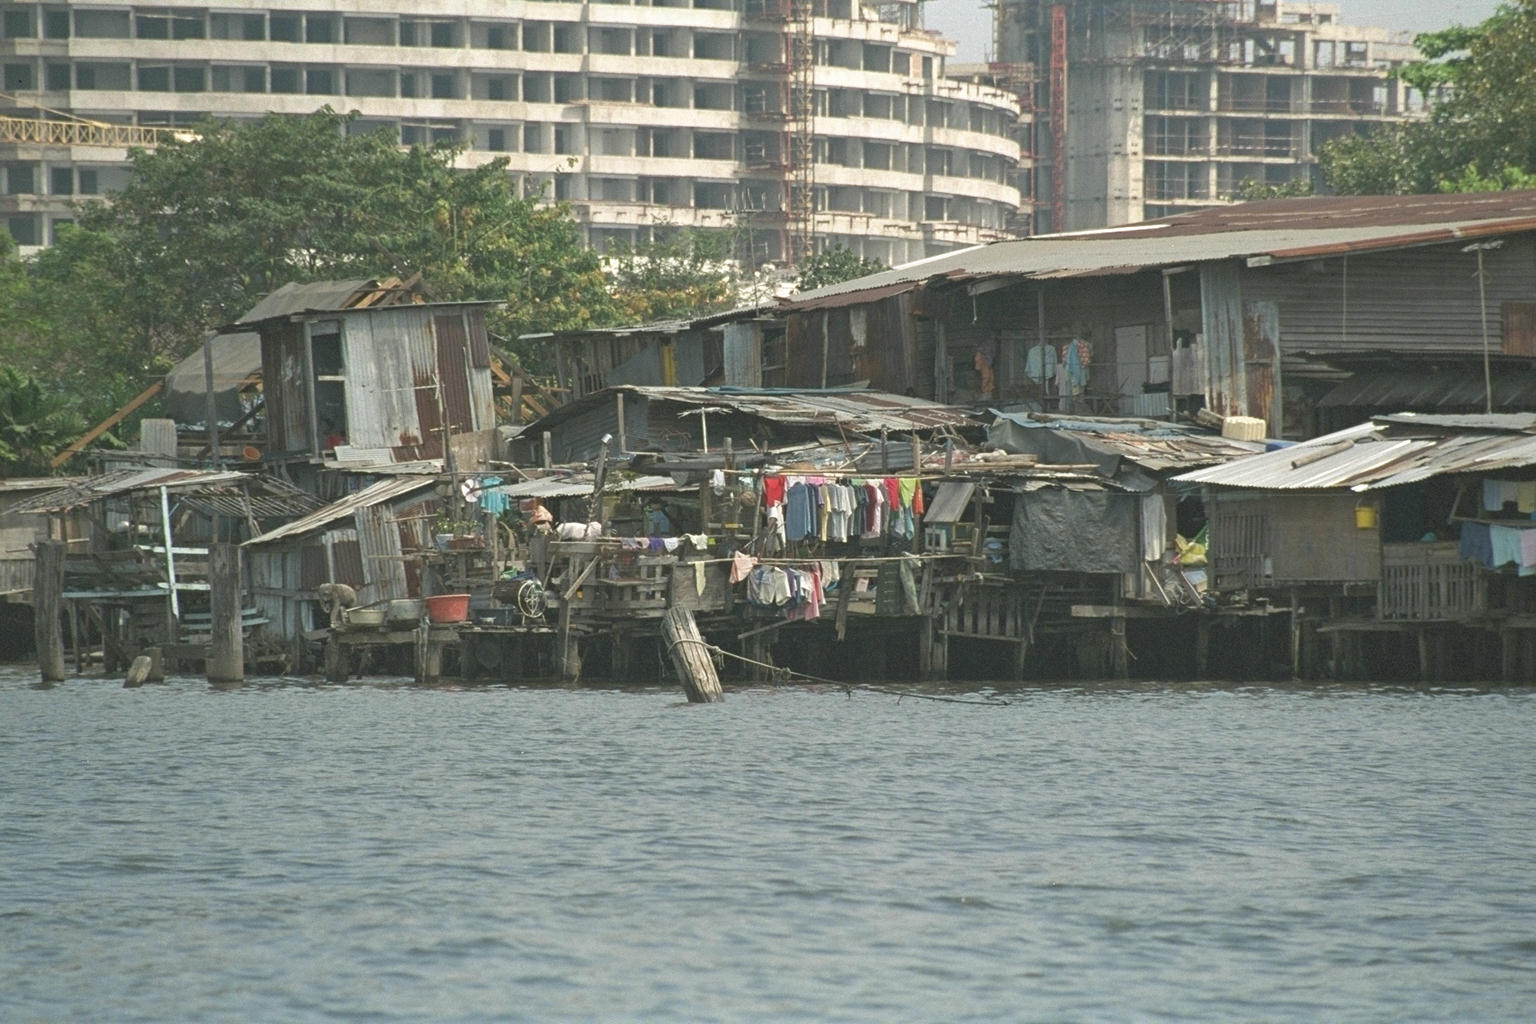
[1355,502,1378,529]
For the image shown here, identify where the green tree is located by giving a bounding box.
[793,246,887,292]
[0,366,87,477]
[1320,2,1536,194]
[606,230,738,322]
[1230,177,1315,202]
[61,109,614,376]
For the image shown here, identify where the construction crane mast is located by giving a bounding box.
[785,0,816,269]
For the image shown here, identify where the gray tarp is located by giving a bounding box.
[162,332,262,424]
[987,416,1122,476]
[1010,486,1139,573]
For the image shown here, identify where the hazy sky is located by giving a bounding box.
[926,0,1506,63]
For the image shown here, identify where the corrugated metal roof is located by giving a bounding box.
[989,410,1264,470]
[1320,369,1536,411]
[787,219,1533,307]
[492,473,680,500]
[244,476,437,546]
[6,468,251,514]
[1175,416,1536,491]
[0,476,84,494]
[235,279,377,325]
[521,302,777,343]
[523,385,979,437]
[783,191,1536,309]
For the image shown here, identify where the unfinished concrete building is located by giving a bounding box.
[0,1,1024,267]
[989,0,1421,232]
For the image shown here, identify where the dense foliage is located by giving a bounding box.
[606,230,740,322]
[0,109,618,465]
[1320,2,1536,194]
[793,246,887,292]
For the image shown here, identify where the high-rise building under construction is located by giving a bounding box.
[0,1,1023,267]
[986,0,1422,233]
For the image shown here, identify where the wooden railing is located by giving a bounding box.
[1379,542,1485,621]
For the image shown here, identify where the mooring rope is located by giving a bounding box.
[664,636,1010,705]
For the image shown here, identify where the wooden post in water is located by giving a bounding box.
[207,543,244,683]
[663,605,721,702]
[34,539,66,682]
[556,556,597,681]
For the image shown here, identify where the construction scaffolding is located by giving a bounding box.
[785,0,816,268]
[992,0,1417,230]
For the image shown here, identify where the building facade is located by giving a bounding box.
[988,0,1421,232]
[0,0,1024,266]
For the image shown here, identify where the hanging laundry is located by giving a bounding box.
[1025,342,1057,382]
[762,475,786,508]
[1520,528,1536,571]
[730,550,758,584]
[1484,479,1520,512]
[785,481,814,540]
[746,565,791,606]
[1459,522,1494,567]
[478,477,509,514]
[1490,524,1523,567]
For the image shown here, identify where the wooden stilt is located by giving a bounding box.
[125,654,152,688]
[1195,617,1210,678]
[34,539,66,682]
[1417,628,1431,683]
[1289,592,1301,681]
[207,543,244,684]
[1109,616,1128,679]
[918,614,935,679]
[556,556,597,681]
[663,606,722,702]
[1502,628,1518,683]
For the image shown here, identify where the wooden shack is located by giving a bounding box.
[747,191,1536,439]
[6,467,321,674]
[1178,413,1536,681]
[246,298,502,486]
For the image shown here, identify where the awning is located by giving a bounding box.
[924,481,976,524]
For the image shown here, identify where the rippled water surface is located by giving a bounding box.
[4,667,1536,1022]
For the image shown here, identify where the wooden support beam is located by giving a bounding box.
[50,381,164,468]
[207,543,244,684]
[34,539,66,682]
[663,606,722,702]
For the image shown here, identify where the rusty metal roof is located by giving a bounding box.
[6,468,251,514]
[244,476,438,546]
[988,410,1264,472]
[0,476,85,495]
[785,190,1536,308]
[1175,413,1536,491]
[524,385,979,436]
[492,473,681,500]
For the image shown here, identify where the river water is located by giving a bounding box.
[4,667,1535,1022]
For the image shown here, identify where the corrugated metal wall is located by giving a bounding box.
[331,307,494,457]
[785,295,916,393]
[356,504,410,605]
[1201,263,1246,419]
[342,313,424,449]
[1242,237,1536,355]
